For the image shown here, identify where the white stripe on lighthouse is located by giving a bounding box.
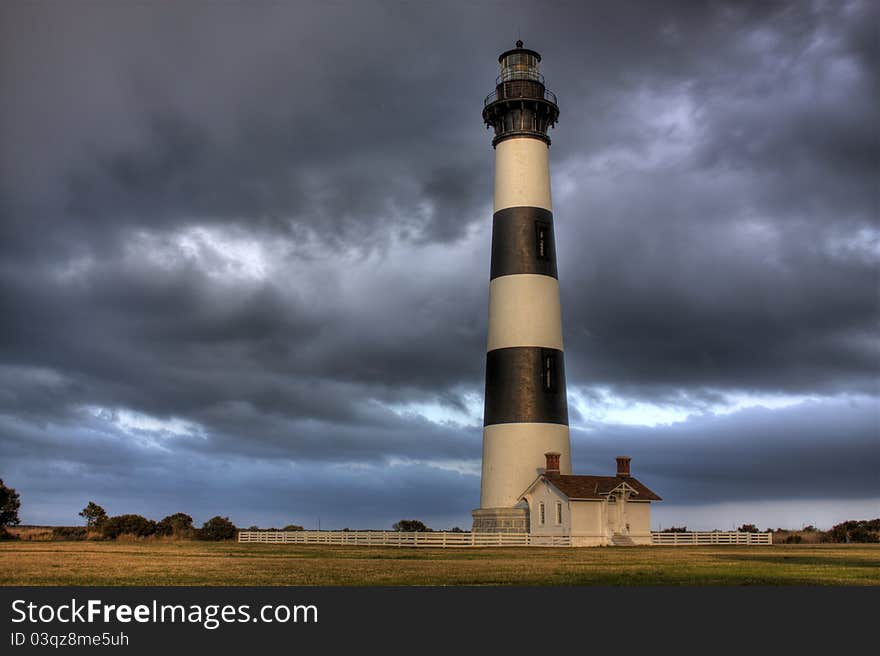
[493,137,553,212]
[480,423,572,509]
[487,274,564,352]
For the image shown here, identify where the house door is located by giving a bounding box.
[607,495,629,534]
[607,497,620,534]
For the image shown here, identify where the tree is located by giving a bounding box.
[156,513,194,537]
[826,519,880,544]
[738,524,759,533]
[392,519,429,532]
[101,514,157,539]
[79,502,107,528]
[282,524,304,531]
[199,516,236,541]
[661,526,687,533]
[0,479,21,539]
[0,479,21,527]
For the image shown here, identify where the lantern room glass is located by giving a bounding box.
[500,52,542,83]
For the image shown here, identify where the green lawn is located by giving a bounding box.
[1,541,878,585]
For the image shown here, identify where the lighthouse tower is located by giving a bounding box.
[472,42,571,533]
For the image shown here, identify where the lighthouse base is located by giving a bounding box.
[471,507,529,533]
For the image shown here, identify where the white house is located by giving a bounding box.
[518,454,661,546]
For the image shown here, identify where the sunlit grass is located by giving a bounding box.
[0,541,877,586]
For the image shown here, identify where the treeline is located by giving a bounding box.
[822,519,880,544]
[771,520,880,544]
[76,503,237,541]
[245,525,305,532]
[660,521,880,544]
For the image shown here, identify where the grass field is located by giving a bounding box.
[1,541,878,585]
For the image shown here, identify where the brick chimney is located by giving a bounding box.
[544,452,561,475]
[616,456,631,478]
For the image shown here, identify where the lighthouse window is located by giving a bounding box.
[539,502,545,525]
[555,502,563,525]
[535,221,551,261]
[543,351,557,392]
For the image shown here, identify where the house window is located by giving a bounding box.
[543,351,556,392]
[535,221,551,261]
[555,502,563,525]
[539,502,545,525]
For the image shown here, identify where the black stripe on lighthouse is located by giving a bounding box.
[483,346,569,426]
[490,206,558,280]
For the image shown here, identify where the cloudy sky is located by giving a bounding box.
[1,1,877,531]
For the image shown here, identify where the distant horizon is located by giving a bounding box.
[12,497,880,534]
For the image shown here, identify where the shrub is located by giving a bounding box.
[199,516,236,541]
[783,535,803,544]
[0,527,19,540]
[4,526,51,541]
[847,526,878,543]
[826,519,880,543]
[156,513,194,537]
[52,526,87,540]
[282,524,304,531]
[392,519,430,532]
[101,514,157,539]
[661,526,688,533]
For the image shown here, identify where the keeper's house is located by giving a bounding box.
[519,454,662,546]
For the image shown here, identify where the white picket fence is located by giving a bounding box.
[237,530,571,547]
[237,530,771,547]
[651,531,772,545]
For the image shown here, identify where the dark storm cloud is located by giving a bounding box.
[572,396,880,504]
[4,445,481,530]
[552,0,879,395]
[2,393,875,528]
[0,1,497,258]
[0,1,877,526]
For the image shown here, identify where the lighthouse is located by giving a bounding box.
[472,42,571,533]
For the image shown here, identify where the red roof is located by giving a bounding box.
[543,473,662,501]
